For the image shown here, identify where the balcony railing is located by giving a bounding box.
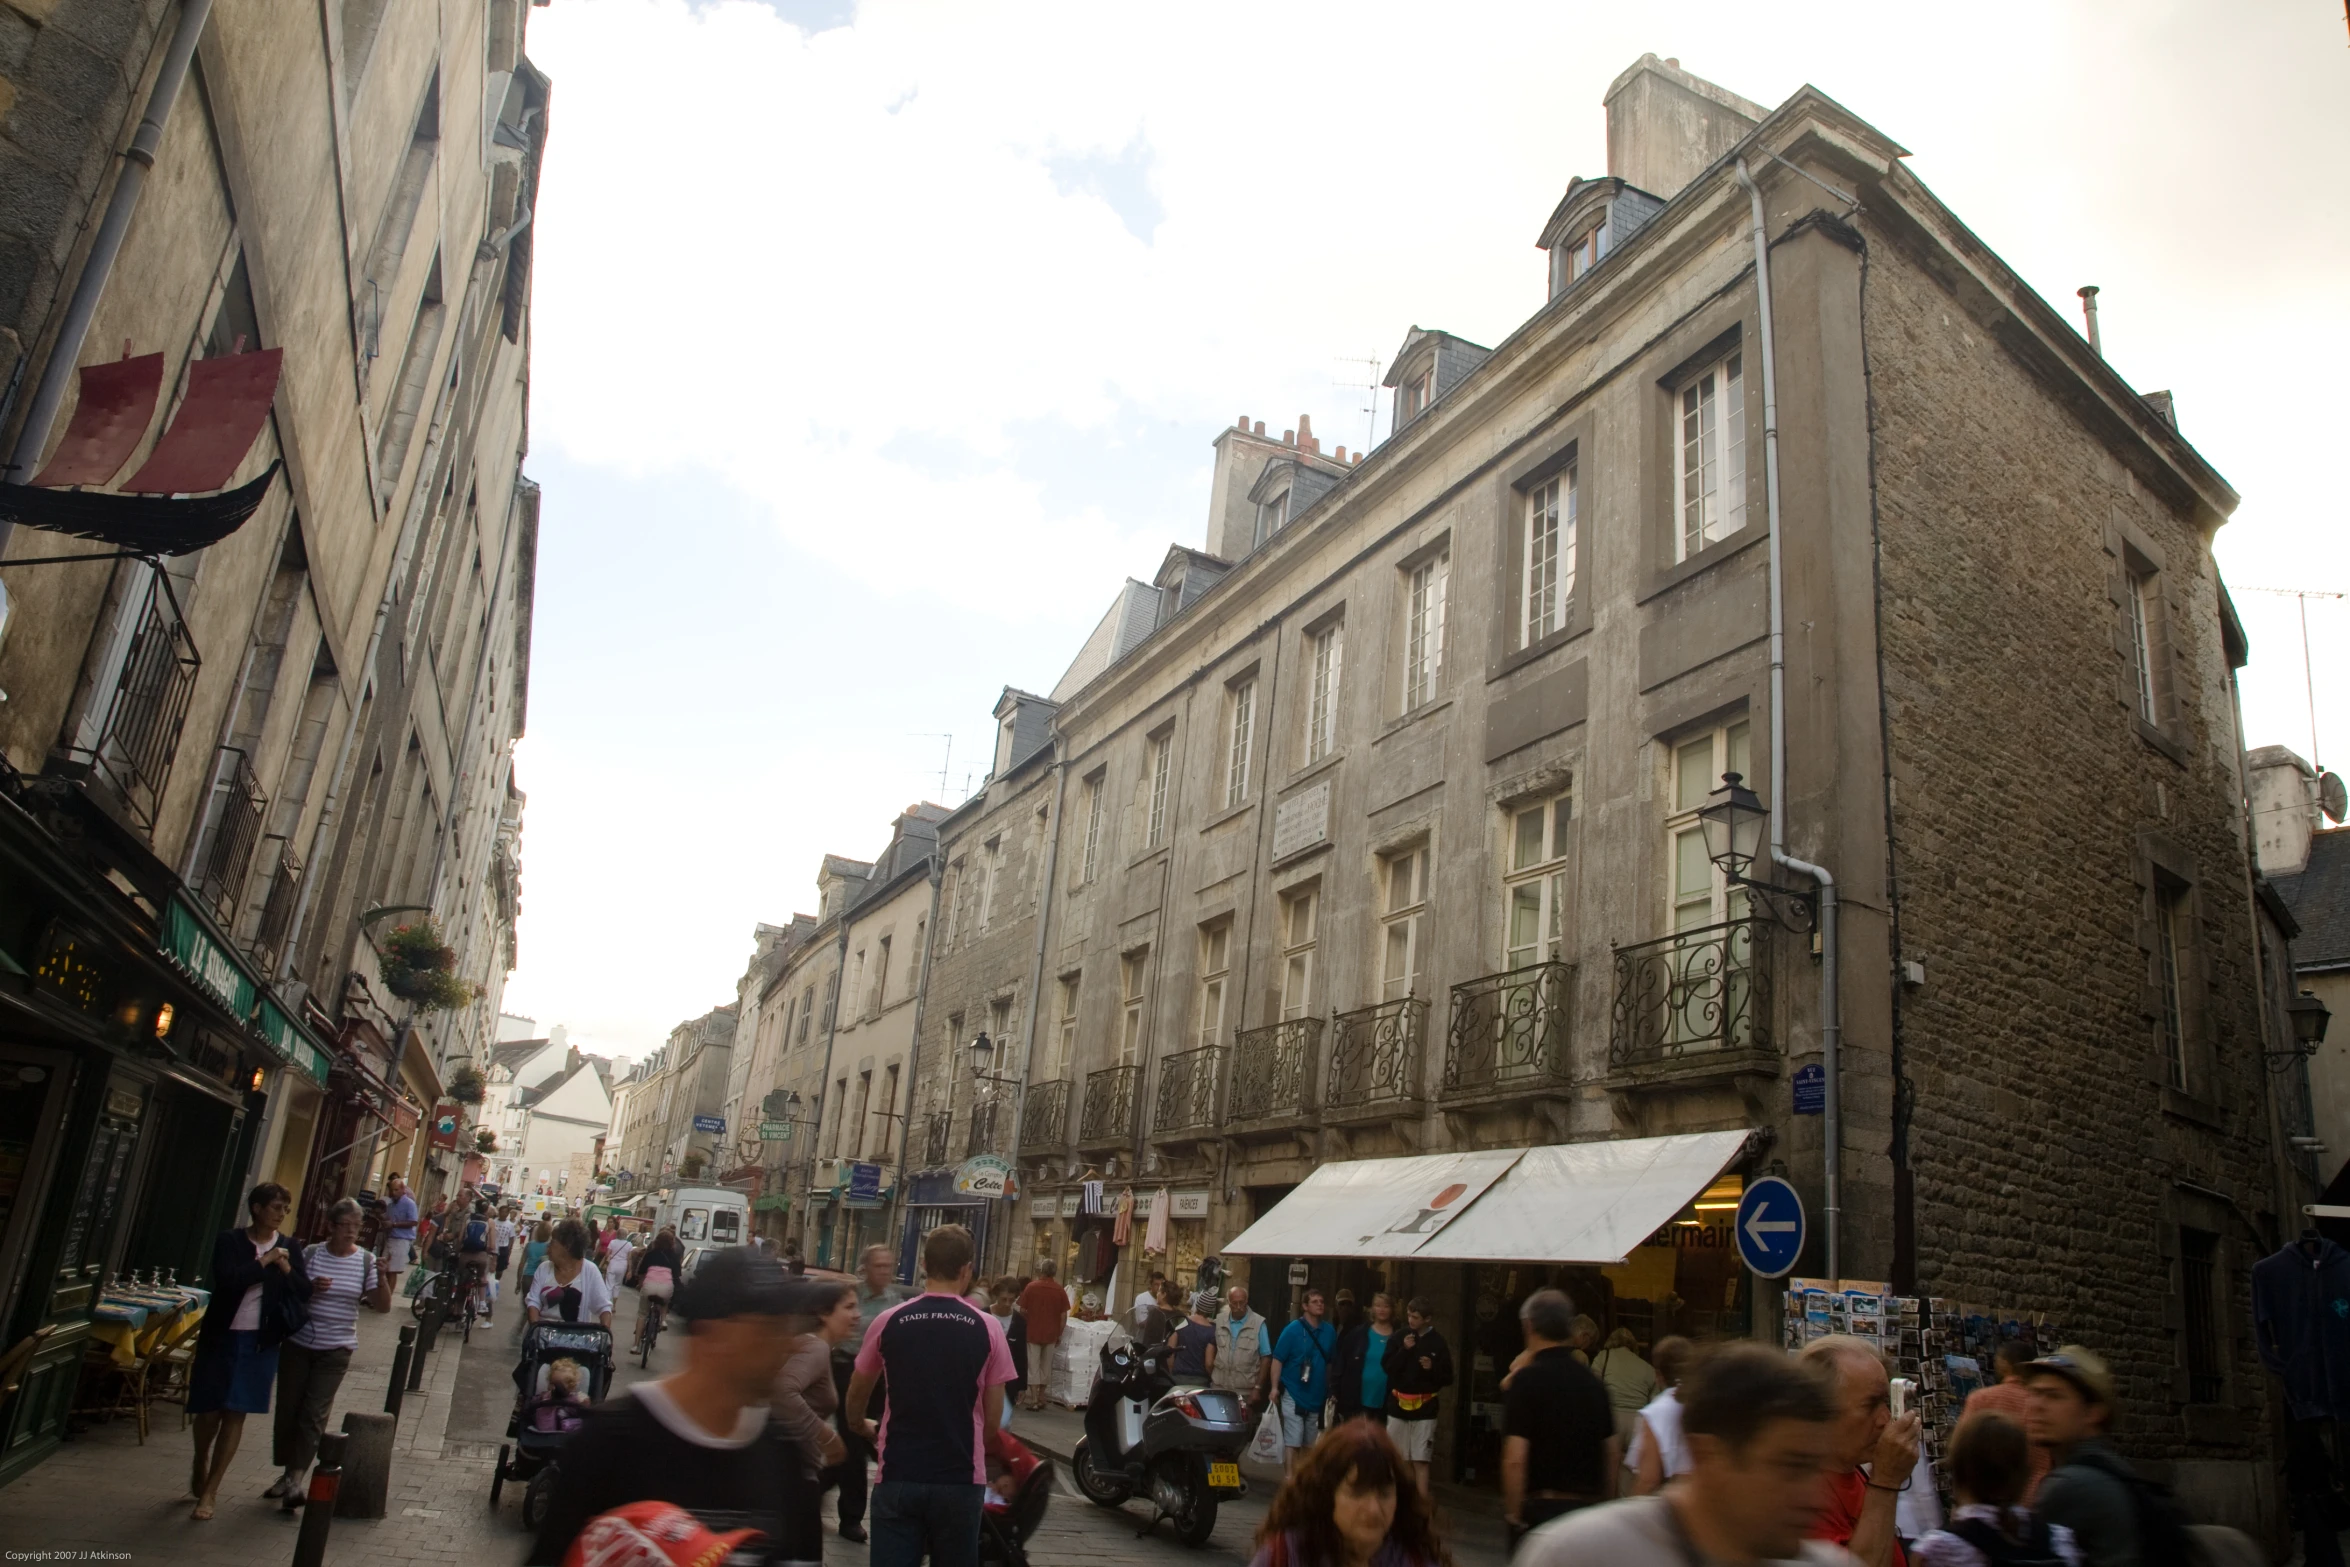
[1444,960,1575,1098]
[91,571,201,830]
[1079,1063,1138,1146]
[923,1109,952,1167]
[1229,1019,1320,1123]
[1328,998,1424,1113]
[195,747,267,923]
[967,1094,1011,1158]
[1152,1045,1224,1135]
[1609,917,1773,1069]
[1021,1078,1070,1152]
[249,846,302,975]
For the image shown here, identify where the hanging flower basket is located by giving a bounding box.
[447,1065,488,1105]
[379,920,478,1011]
[475,1130,498,1153]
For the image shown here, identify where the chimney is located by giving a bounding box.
[1238,413,1250,431]
[1603,54,1767,200]
[2077,286,2102,356]
[1335,446,1347,463]
[1254,420,1265,436]
[1297,413,1316,453]
[1283,429,1295,446]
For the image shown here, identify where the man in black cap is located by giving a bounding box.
[530,1246,821,1566]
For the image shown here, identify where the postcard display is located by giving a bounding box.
[1782,1278,2066,1508]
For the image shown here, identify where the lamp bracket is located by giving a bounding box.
[1726,870,1817,933]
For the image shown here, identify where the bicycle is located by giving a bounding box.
[636,1293,667,1368]
[455,1257,491,1342]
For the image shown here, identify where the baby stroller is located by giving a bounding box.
[981,1426,1054,1567]
[490,1320,613,1531]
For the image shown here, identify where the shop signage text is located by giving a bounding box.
[847,1161,883,1206]
[1172,1190,1210,1218]
[758,1120,793,1141]
[1272,780,1332,861]
[1792,1063,1825,1115]
[692,1114,726,1134]
[954,1154,1012,1198]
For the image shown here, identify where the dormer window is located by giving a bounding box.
[1395,366,1434,426]
[1553,223,1606,292]
[1255,490,1289,547]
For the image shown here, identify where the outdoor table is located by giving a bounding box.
[89,1287,209,1368]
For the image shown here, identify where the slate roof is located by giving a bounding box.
[2277,827,2350,971]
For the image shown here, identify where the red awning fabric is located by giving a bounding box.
[29,354,162,487]
[124,348,283,495]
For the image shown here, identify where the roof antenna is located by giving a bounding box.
[2076,285,2102,356]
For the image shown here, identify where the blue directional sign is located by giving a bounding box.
[1735,1175,1806,1278]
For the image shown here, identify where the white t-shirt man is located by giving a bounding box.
[1132,1288,1157,1330]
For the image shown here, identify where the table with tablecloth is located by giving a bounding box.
[88,1286,210,1367]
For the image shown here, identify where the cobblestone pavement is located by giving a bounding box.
[0,1274,1505,1567]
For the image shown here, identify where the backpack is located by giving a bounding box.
[1949,1516,2069,1567]
[463,1217,491,1253]
[2068,1447,2200,1567]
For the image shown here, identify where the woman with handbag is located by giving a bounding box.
[186,1182,314,1520]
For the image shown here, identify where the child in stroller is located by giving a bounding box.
[521,1357,589,1435]
[493,1321,613,1531]
[981,1426,1053,1567]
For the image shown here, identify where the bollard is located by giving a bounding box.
[385,1325,415,1415]
[335,1411,395,1519]
[290,1431,343,1567]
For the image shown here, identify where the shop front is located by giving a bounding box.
[1224,1130,1762,1501]
[0,783,335,1486]
[899,1170,991,1283]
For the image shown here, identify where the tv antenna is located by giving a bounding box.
[1333,356,1383,454]
[2236,586,2342,773]
[911,734,953,802]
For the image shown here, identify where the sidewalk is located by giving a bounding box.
[0,1288,515,1566]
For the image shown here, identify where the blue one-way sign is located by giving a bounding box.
[1735,1175,1806,1278]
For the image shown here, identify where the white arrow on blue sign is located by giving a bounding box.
[1734,1175,1806,1278]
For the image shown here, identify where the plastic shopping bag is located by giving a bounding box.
[1247,1404,1283,1467]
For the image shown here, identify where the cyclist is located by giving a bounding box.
[637,1226,684,1358]
[457,1201,498,1326]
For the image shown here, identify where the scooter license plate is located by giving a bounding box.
[1208,1463,1242,1490]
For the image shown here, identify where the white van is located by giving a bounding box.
[654,1186,749,1267]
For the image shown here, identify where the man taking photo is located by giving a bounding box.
[1798,1335,1921,1567]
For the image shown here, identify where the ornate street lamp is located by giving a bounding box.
[967,1031,1019,1087]
[2274,990,2334,1066]
[1697,772,1816,928]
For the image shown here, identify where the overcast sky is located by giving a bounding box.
[500,0,2349,1060]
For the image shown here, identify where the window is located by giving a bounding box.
[1052,975,1080,1078]
[1502,794,1575,970]
[826,1076,847,1156]
[979,837,1003,928]
[1279,888,1318,1019]
[1675,351,1746,560]
[1306,626,1343,763]
[1379,846,1430,1000]
[821,972,839,1030]
[2126,568,2160,724]
[1522,468,1576,647]
[1404,553,1449,711]
[850,1070,872,1156]
[988,997,1016,1077]
[871,936,892,1014]
[1256,490,1290,547]
[1197,923,1231,1049]
[941,859,963,945]
[1225,681,1255,808]
[1145,732,1171,848]
[1081,772,1106,882]
[1119,952,1149,1066]
[1667,722,1752,931]
[2179,1226,2222,1402]
[850,949,866,1018]
[910,919,924,988]
[1396,365,1434,426]
[2157,878,2190,1090]
[797,986,814,1046]
[879,1063,901,1156]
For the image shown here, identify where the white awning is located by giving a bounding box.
[1222,1130,1755,1265]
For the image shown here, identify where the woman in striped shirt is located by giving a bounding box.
[268,1198,389,1508]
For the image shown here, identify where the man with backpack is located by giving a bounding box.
[2026,1345,2190,1567]
[457,1201,498,1323]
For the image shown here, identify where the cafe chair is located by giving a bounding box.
[0,1325,56,1421]
[146,1307,206,1431]
[80,1302,184,1443]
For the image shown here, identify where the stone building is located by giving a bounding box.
[879,54,2296,1526]
[0,0,543,1483]
[716,914,813,1213]
[651,1004,735,1182]
[2253,746,2349,1176]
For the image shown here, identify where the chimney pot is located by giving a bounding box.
[1254,420,1266,436]
[1238,413,1250,431]
[1283,430,1295,445]
[1335,446,1347,462]
[1665,56,1679,67]
[1297,413,1313,441]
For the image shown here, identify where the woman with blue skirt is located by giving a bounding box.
[186,1182,312,1520]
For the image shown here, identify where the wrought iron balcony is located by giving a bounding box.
[1079,1063,1138,1147]
[967,1094,1011,1159]
[249,846,302,975]
[195,746,267,923]
[1229,1019,1320,1126]
[90,571,200,831]
[1152,1045,1225,1137]
[1328,998,1425,1118]
[923,1109,952,1168]
[1609,917,1774,1070]
[1021,1078,1071,1152]
[1444,960,1575,1100]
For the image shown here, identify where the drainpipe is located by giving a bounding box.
[1,0,214,527]
[884,849,946,1264]
[810,916,850,1267]
[1014,755,1071,1208]
[1736,157,1843,1282]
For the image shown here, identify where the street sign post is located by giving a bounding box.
[1734,1175,1806,1278]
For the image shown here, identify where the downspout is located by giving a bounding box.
[1,0,214,519]
[885,849,946,1267]
[1737,157,1843,1281]
[1014,754,1072,1215]
[810,915,850,1266]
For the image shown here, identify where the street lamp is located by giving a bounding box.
[967,1032,1019,1086]
[1696,772,1816,928]
[2274,990,2334,1065]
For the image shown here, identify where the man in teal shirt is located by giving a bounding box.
[1268,1288,1337,1474]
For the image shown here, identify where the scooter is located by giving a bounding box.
[1069,1337,1253,1547]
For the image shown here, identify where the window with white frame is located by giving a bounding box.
[1256,491,1289,547]
[1666,721,1752,932]
[1675,351,1746,561]
[978,836,1003,928]
[2126,567,2161,725]
[1403,553,1448,711]
[1196,923,1230,1049]
[1279,887,1318,1020]
[1225,680,1255,808]
[1119,951,1149,1065]
[989,996,1017,1077]
[1379,845,1430,1000]
[871,935,891,1015]
[1396,365,1434,426]
[1145,731,1171,848]
[1306,625,1343,763]
[1081,771,1106,883]
[1052,975,1080,1079]
[2157,878,2190,1090]
[941,859,963,946]
[1522,467,1576,647]
[1501,794,1574,970]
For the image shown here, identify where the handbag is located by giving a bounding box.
[257,1248,310,1347]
